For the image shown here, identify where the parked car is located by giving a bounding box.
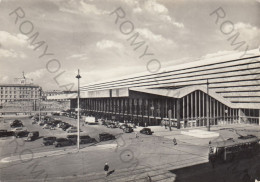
[11,127,27,132]
[67,126,77,133]
[43,136,56,146]
[10,120,23,128]
[108,123,117,128]
[25,131,39,141]
[61,124,71,131]
[38,121,45,126]
[42,124,51,129]
[119,124,128,130]
[140,128,154,135]
[67,135,77,144]
[51,120,62,127]
[99,133,116,142]
[15,131,29,138]
[52,112,60,116]
[54,138,74,147]
[123,127,134,133]
[0,130,14,137]
[80,135,96,144]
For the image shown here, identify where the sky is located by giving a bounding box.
[0,0,259,91]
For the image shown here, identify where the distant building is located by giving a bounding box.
[43,90,77,101]
[0,73,72,113]
[0,73,41,106]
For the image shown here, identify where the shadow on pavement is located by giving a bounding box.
[170,155,260,182]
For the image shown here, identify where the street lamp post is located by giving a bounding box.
[76,69,81,150]
[39,88,42,123]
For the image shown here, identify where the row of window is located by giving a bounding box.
[0,87,39,90]
[0,95,39,98]
[0,91,38,94]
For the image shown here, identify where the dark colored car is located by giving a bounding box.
[124,127,134,133]
[43,136,56,146]
[80,135,96,144]
[108,123,117,128]
[25,131,39,141]
[0,130,14,137]
[10,120,23,128]
[54,138,74,147]
[67,135,77,144]
[61,123,71,131]
[15,131,29,138]
[67,135,96,144]
[140,128,154,135]
[99,133,116,142]
[52,112,60,116]
[119,124,128,130]
[51,120,62,127]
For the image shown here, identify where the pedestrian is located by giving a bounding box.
[135,132,139,138]
[104,162,109,176]
[146,174,152,182]
[173,138,177,145]
[165,123,167,129]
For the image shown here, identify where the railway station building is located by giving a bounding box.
[48,49,260,128]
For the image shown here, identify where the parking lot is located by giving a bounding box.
[0,115,260,182]
[0,115,130,156]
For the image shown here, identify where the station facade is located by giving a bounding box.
[49,49,260,128]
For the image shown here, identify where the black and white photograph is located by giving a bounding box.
[0,0,260,181]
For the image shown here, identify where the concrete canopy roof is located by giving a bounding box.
[130,86,236,108]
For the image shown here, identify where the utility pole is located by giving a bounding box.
[207,79,210,131]
[76,69,81,150]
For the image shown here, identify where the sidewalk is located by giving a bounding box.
[135,124,260,147]
[0,143,117,163]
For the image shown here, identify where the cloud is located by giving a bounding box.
[66,53,88,61]
[0,31,28,48]
[136,28,174,45]
[201,50,238,59]
[96,40,123,50]
[59,0,108,15]
[144,0,168,14]
[26,69,46,80]
[234,22,260,47]
[0,75,9,83]
[142,0,184,28]
[0,48,27,59]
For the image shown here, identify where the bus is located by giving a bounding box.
[209,135,260,164]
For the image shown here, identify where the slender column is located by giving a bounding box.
[187,95,189,121]
[183,97,185,121]
[148,99,150,125]
[199,91,201,126]
[141,99,144,124]
[191,92,193,119]
[123,98,125,120]
[224,105,226,123]
[195,91,197,119]
[173,99,176,119]
[177,98,180,129]
[217,101,219,125]
[258,110,260,125]
[202,93,205,126]
[213,98,215,125]
[209,97,211,127]
[165,99,168,119]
